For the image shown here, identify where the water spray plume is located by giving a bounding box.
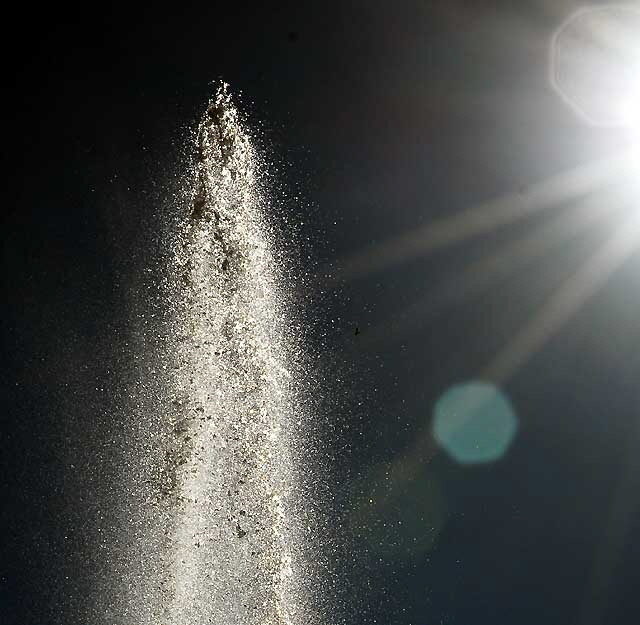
[91,83,319,625]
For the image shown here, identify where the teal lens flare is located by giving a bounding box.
[433,382,518,465]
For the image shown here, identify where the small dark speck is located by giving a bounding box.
[288,31,298,42]
[354,326,360,336]
[236,524,247,538]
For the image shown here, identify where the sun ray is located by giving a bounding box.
[328,152,635,285]
[358,187,624,349]
[482,208,640,383]
[579,389,640,625]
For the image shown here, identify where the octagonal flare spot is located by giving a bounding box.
[433,382,518,465]
[550,5,640,129]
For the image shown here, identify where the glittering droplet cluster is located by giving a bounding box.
[164,83,302,625]
[93,84,315,625]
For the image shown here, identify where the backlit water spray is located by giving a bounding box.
[163,83,301,623]
[89,84,322,624]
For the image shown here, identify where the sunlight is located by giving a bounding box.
[483,208,640,383]
[330,154,633,284]
[469,4,640,383]
[550,5,640,130]
[358,187,626,350]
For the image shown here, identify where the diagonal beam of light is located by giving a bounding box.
[483,209,640,383]
[330,152,634,284]
[360,189,622,349]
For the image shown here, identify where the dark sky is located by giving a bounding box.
[2,2,640,624]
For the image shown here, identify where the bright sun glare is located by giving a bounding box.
[333,4,640,393]
[551,4,640,133]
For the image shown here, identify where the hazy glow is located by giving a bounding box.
[551,5,640,129]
